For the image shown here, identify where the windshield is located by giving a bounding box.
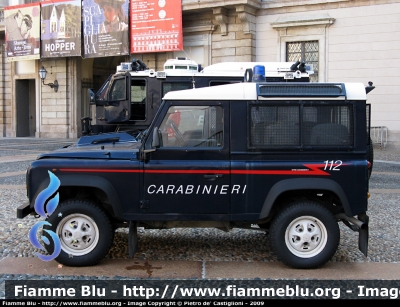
[96,74,112,101]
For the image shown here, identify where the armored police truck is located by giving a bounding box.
[18,76,374,269]
[85,58,311,135]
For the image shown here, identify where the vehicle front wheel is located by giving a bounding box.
[269,201,340,269]
[43,199,114,266]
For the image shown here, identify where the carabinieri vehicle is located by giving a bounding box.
[18,72,375,269]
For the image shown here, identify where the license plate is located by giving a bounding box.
[284,72,294,79]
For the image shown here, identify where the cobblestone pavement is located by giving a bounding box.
[0,138,399,296]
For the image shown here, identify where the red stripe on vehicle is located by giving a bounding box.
[59,164,331,175]
[59,168,142,173]
[144,169,231,174]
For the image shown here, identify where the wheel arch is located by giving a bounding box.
[56,174,123,219]
[259,178,350,219]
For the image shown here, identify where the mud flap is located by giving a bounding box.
[358,213,369,257]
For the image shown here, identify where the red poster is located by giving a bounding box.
[130,0,183,53]
[4,3,41,62]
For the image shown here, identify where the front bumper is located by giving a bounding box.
[17,201,34,219]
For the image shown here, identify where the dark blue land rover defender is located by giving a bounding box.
[18,79,374,269]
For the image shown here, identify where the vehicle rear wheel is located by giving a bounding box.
[269,201,340,269]
[43,199,114,266]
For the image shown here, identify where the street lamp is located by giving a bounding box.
[39,66,59,92]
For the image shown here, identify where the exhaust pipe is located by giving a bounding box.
[335,213,365,229]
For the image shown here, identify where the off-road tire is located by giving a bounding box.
[270,201,340,269]
[43,199,114,267]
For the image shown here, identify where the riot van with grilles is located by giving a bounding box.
[18,74,374,269]
[84,58,311,136]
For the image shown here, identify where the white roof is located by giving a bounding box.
[344,83,369,100]
[163,82,367,101]
[164,83,257,100]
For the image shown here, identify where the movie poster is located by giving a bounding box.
[4,3,41,62]
[82,0,129,58]
[130,0,183,53]
[41,0,82,58]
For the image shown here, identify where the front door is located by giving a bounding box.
[142,101,230,215]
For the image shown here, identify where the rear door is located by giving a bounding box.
[142,100,231,215]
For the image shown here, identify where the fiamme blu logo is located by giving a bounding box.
[28,171,62,261]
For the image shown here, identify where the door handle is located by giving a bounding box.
[204,174,223,180]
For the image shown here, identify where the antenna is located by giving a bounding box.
[179,49,202,72]
[181,49,191,59]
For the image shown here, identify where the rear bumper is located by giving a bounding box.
[17,202,34,219]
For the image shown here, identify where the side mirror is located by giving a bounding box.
[88,89,96,105]
[141,127,159,159]
[152,127,160,148]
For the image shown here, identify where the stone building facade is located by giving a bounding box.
[0,0,399,148]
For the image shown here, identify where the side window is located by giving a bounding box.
[159,106,223,148]
[307,104,354,146]
[162,82,192,97]
[109,78,126,101]
[130,80,146,120]
[250,105,300,147]
[249,103,353,148]
[131,81,146,104]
